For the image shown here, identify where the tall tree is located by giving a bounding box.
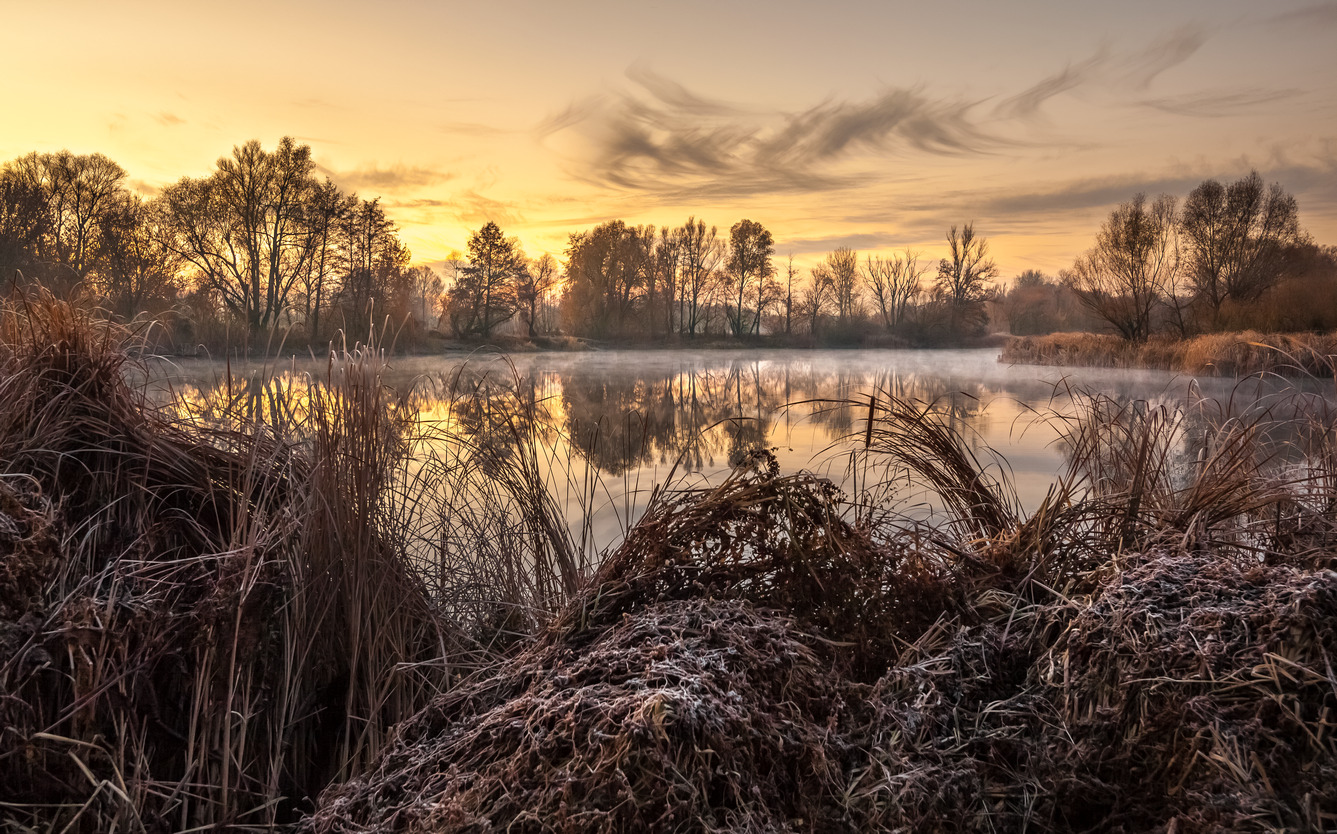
[447,221,524,337]
[825,246,861,325]
[336,196,407,338]
[725,219,773,335]
[91,194,180,319]
[1181,171,1304,327]
[0,168,49,282]
[1063,193,1179,342]
[802,265,835,336]
[159,138,321,334]
[863,249,926,332]
[516,253,558,337]
[298,179,345,343]
[4,151,127,290]
[674,218,722,337]
[563,220,654,338]
[936,224,998,335]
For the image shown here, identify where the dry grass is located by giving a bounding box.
[5,292,1337,832]
[0,292,457,831]
[306,383,1337,833]
[1002,329,1337,377]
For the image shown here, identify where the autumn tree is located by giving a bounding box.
[563,220,655,338]
[863,249,926,332]
[1063,193,1179,342]
[447,221,524,337]
[725,219,773,335]
[1180,171,1305,327]
[935,224,998,335]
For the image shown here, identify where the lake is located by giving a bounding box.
[147,348,1328,552]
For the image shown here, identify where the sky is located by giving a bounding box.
[3,0,1335,278]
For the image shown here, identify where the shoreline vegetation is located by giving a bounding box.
[1002,330,1337,378]
[3,296,1337,832]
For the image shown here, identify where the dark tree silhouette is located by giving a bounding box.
[725,219,773,335]
[1181,171,1304,327]
[447,221,524,337]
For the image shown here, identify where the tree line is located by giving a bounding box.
[1054,172,1335,341]
[0,139,440,347]
[3,137,1331,348]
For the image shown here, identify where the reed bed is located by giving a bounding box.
[306,384,1337,832]
[0,294,458,831]
[1002,329,1337,377]
[4,294,1337,832]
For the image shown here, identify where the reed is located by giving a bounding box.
[308,384,1337,833]
[1002,329,1337,377]
[0,292,456,831]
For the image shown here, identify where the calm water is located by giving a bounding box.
[147,348,1327,549]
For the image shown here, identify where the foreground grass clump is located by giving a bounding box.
[307,397,1337,832]
[1002,329,1337,377]
[0,295,456,831]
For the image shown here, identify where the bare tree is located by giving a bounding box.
[1063,193,1179,342]
[159,138,321,334]
[91,194,180,319]
[517,253,558,337]
[936,224,998,334]
[863,249,926,332]
[674,218,723,337]
[5,151,127,290]
[801,265,836,336]
[824,246,861,325]
[725,219,773,335]
[782,254,797,336]
[0,168,49,281]
[1181,170,1305,327]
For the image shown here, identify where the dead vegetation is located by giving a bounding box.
[3,294,1336,832]
[1002,329,1337,377]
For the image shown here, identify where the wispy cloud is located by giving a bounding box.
[155,112,185,127]
[1265,1,1337,27]
[1140,88,1304,118]
[540,68,1002,201]
[993,52,1108,120]
[1119,25,1209,89]
[453,189,525,228]
[318,163,453,194]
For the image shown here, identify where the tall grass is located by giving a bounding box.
[0,293,457,831]
[1002,329,1337,377]
[5,292,1337,832]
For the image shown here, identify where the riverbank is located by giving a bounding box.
[3,297,1335,832]
[1001,330,1337,377]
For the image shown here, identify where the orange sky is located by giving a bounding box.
[3,0,1334,279]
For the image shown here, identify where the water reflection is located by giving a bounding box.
[148,348,1328,521]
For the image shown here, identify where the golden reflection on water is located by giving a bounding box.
[145,348,1322,548]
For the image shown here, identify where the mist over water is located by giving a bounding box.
[152,348,1329,551]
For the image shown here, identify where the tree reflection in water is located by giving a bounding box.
[152,349,1327,528]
